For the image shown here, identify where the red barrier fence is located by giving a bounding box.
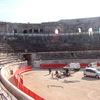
[40,64,67,69]
[14,66,45,100]
[80,63,89,68]
[40,63,100,69]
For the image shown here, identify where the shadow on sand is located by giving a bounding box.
[82,76,100,81]
[44,74,50,76]
[61,80,80,84]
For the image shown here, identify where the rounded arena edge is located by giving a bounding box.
[1,61,100,100]
[0,61,34,100]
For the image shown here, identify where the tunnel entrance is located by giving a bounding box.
[23,54,32,66]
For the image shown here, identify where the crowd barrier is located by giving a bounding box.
[14,66,45,100]
[40,63,100,69]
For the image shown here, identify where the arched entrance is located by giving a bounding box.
[23,30,28,33]
[55,29,60,34]
[23,54,32,65]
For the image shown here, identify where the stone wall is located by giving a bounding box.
[0,16,100,33]
[2,32,100,53]
[34,59,100,67]
[35,50,100,60]
[0,17,100,59]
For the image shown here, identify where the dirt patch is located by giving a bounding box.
[21,68,100,100]
[7,68,100,100]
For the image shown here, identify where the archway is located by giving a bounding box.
[34,29,38,33]
[13,29,17,33]
[55,29,60,34]
[88,28,93,35]
[40,29,43,33]
[23,30,28,33]
[23,54,32,65]
[29,29,32,33]
[78,27,82,33]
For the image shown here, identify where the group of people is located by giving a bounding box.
[48,68,61,79]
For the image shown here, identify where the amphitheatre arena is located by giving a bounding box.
[0,17,100,100]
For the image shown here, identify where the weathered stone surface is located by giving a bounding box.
[0,16,100,33]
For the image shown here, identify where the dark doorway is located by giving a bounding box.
[34,29,38,33]
[23,30,28,33]
[71,52,75,57]
[23,54,31,65]
[40,29,43,33]
[14,29,17,33]
[29,29,32,33]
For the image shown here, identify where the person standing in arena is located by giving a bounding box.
[49,68,52,74]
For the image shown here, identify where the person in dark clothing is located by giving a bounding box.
[49,68,52,74]
[55,70,59,77]
[55,70,58,75]
[66,69,69,74]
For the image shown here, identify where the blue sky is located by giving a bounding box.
[0,0,100,23]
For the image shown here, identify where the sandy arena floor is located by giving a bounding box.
[17,68,100,100]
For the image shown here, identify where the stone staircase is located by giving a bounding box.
[0,42,22,67]
[0,55,21,68]
[0,81,17,100]
[0,43,21,100]
[0,43,14,53]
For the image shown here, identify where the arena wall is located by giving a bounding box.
[1,17,100,65]
[34,59,100,68]
[1,32,100,53]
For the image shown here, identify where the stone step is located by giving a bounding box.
[0,59,21,65]
[0,82,18,100]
